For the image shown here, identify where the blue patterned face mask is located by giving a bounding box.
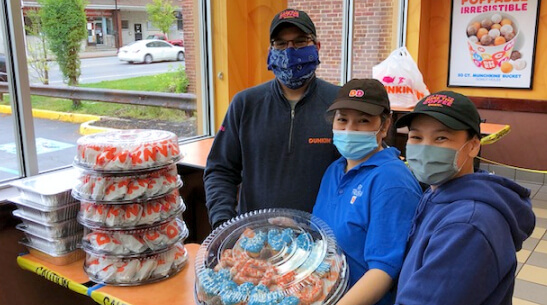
[267,45,320,89]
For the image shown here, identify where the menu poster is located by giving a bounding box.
[447,0,540,88]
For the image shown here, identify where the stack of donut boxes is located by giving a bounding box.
[10,170,84,265]
[73,130,189,285]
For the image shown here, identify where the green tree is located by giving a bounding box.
[146,0,176,37]
[39,0,87,107]
[25,9,50,85]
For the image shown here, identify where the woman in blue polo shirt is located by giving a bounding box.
[313,79,421,305]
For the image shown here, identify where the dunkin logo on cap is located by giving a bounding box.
[279,10,299,19]
[422,94,454,107]
[349,89,364,98]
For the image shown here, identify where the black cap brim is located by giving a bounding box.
[327,99,385,116]
[271,20,313,38]
[396,111,479,135]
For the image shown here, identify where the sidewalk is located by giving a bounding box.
[80,46,118,59]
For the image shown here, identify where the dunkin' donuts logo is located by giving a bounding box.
[308,137,331,144]
[279,10,299,19]
[422,94,454,107]
[349,89,364,97]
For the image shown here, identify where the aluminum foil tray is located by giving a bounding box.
[10,169,79,206]
[20,241,85,266]
[13,210,83,238]
[11,197,79,223]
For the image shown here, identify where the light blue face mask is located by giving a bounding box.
[405,143,469,186]
[332,129,380,161]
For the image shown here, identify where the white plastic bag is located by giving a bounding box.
[372,47,430,109]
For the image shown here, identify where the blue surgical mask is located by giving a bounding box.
[332,129,380,160]
[405,143,469,185]
[267,45,320,89]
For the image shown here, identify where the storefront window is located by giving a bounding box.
[0,0,209,183]
[2,0,404,184]
[350,0,400,79]
[286,0,400,85]
[287,0,344,85]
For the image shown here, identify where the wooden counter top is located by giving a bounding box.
[18,243,201,305]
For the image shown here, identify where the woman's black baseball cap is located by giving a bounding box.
[327,78,390,116]
[395,91,481,137]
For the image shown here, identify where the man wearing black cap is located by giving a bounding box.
[204,9,340,229]
[313,79,421,305]
[395,91,535,305]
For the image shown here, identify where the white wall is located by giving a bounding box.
[119,10,183,46]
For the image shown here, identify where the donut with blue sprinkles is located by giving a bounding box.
[279,296,301,305]
[239,230,267,257]
[248,285,284,305]
[267,228,294,252]
[199,268,233,297]
[238,282,255,296]
[220,281,246,305]
[295,232,312,251]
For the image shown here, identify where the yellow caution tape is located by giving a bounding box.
[16,256,89,296]
[480,125,511,145]
[89,291,131,305]
[476,156,547,174]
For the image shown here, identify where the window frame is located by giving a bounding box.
[2,0,39,180]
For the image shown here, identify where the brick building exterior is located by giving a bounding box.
[181,0,197,93]
[23,0,184,49]
[182,1,395,93]
[288,0,395,83]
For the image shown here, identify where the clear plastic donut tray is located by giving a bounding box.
[194,209,348,305]
[13,210,83,238]
[11,197,80,223]
[9,169,79,206]
[84,241,188,286]
[78,190,186,229]
[73,129,182,173]
[81,218,188,256]
[17,225,82,253]
[72,164,182,203]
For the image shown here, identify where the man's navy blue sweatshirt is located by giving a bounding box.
[204,77,340,228]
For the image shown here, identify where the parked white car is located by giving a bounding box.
[117,39,185,64]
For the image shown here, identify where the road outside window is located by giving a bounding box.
[0,0,204,183]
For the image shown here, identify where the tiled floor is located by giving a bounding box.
[500,177,547,304]
[479,163,547,304]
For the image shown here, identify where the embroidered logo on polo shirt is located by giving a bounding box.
[308,137,331,144]
[350,184,363,204]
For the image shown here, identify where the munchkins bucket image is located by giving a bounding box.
[466,12,518,71]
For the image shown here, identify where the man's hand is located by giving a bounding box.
[268,216,299,228]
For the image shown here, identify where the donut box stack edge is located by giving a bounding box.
[9,169,85,266]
